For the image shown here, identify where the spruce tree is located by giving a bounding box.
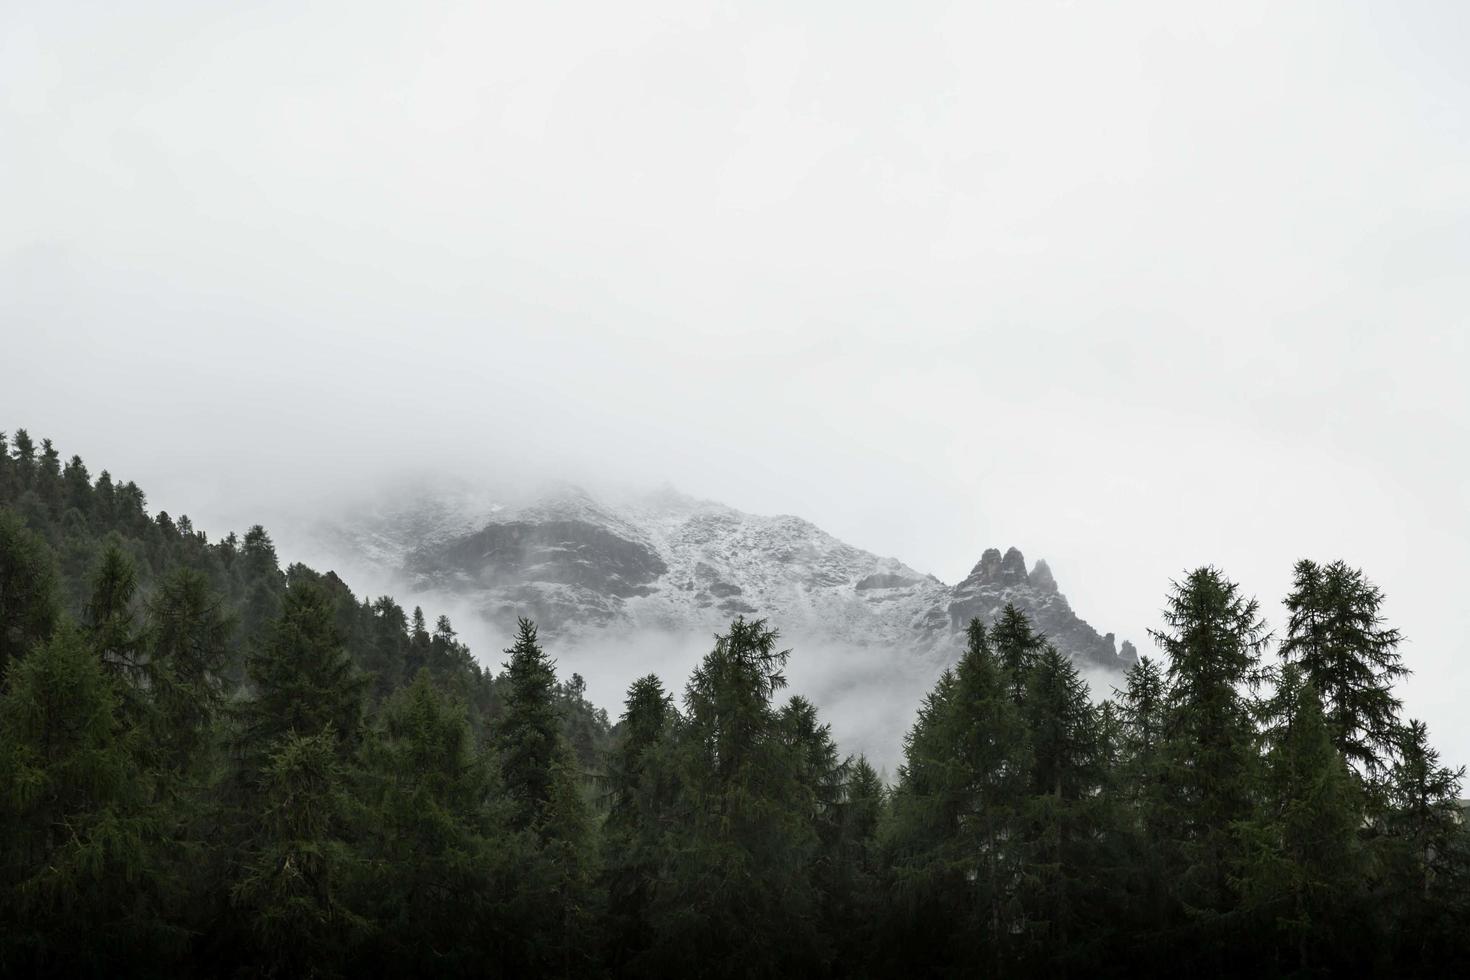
[636,618,824,978]
[0,628,177,973]
[990,602,1047,703]
[496,618,569,831]
[1016,643,1105,964]
[353,672,527,976]
[602,674,676,969]
[885,618,1031,973]
[1236,665,1365,973]
[0,510,61,684]
[1281,559,1407,784]
[493,618,593,975]
[146,568,234,774]
[1149,567,1268,955]
[1381,719,1470,967]
[230,726,364,977]
[1383,720,1465,899]
[236,579,365,767]
[84,541,144,686]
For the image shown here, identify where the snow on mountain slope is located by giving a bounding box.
[308,480,1136,674]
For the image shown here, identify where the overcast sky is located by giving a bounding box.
[3,1,1467,764]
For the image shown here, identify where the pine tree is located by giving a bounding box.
[990,602,1047,703]
[236,580,366,769]
[84,541,143,685]
[885,618,1031,974]
[146,568,234,774]
[1380,719,1470,967]
[10,430,35,484]
[782,693,852,960]
[352,672,527,976]
[496,618,569,831]
[636,618,825,978]
[1383,720,1464,899]
[362,596,409,702]
[230,726,365,977]
[1236,665,1365,973]
[0,510,61,684]
[0,628,178,973]
[493,618,592,975]
[1149,567,1268,955]
[602,673,676,968]
[1111,653,1171,948]
[1016,643,1106,965]
[1281,559,1407,784]
[62,455,91,515]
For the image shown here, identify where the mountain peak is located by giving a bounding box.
[317,484,1136,671]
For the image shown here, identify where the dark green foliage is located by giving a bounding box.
[145,568,234,773]
[1,430,1467,977]
[0,510,60,683]
[353,672,533,975]
[85,541,143,686]
[1149,567,1268,936]
[493,617,595,974]
[496,617,569,832]
[236,580,367,768]
[1236,665,1366,973]
[885,617,1031,974]
[0,628,178,974]
[1015,643,1106,965]
[230,726,364,978]
[602,673,676,968]
[1281,559,1407,787]
[1379,719,1470,967]
[991,601,1047,702]
[630,618,828,977]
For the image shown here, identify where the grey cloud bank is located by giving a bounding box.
[2,1,1467,765]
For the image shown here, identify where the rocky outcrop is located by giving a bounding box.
[407,519,666,594]
[948,547,1135,670]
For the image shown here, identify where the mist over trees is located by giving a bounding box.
[0,429,1466,978]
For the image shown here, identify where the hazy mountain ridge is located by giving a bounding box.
[314,482,1137,673]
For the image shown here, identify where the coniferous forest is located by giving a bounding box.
[0,428,1466,979]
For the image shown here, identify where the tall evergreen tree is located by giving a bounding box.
[602,674,676,968]
[636,618,824,978]
[1236,665,1365,973]
[1149,567,1268,957]
[1383,720,1465,900]
[236,580,366,769]
[353,672,528,976]
[1281,559,1407,784]
[990,602,1047,703]
[885,618,1031,974]
[493,618,592,975]
[83,542,143,685]
[146,568,234,774]
[230,726,364,978]
[496,618,571,831]
[1015,643,1107,967]
[0,628,177,974]
[0,510,61,684]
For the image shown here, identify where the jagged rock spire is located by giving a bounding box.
[1030,559,1057,594]
[998,547,1028,585]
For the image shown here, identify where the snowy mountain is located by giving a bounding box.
[309,480,1137,674]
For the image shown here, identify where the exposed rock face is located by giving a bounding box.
[948,548,1131,668]
[317,483,1136,673]
[408,520,667,596]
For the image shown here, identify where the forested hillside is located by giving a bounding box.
[0,428,1466,978]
